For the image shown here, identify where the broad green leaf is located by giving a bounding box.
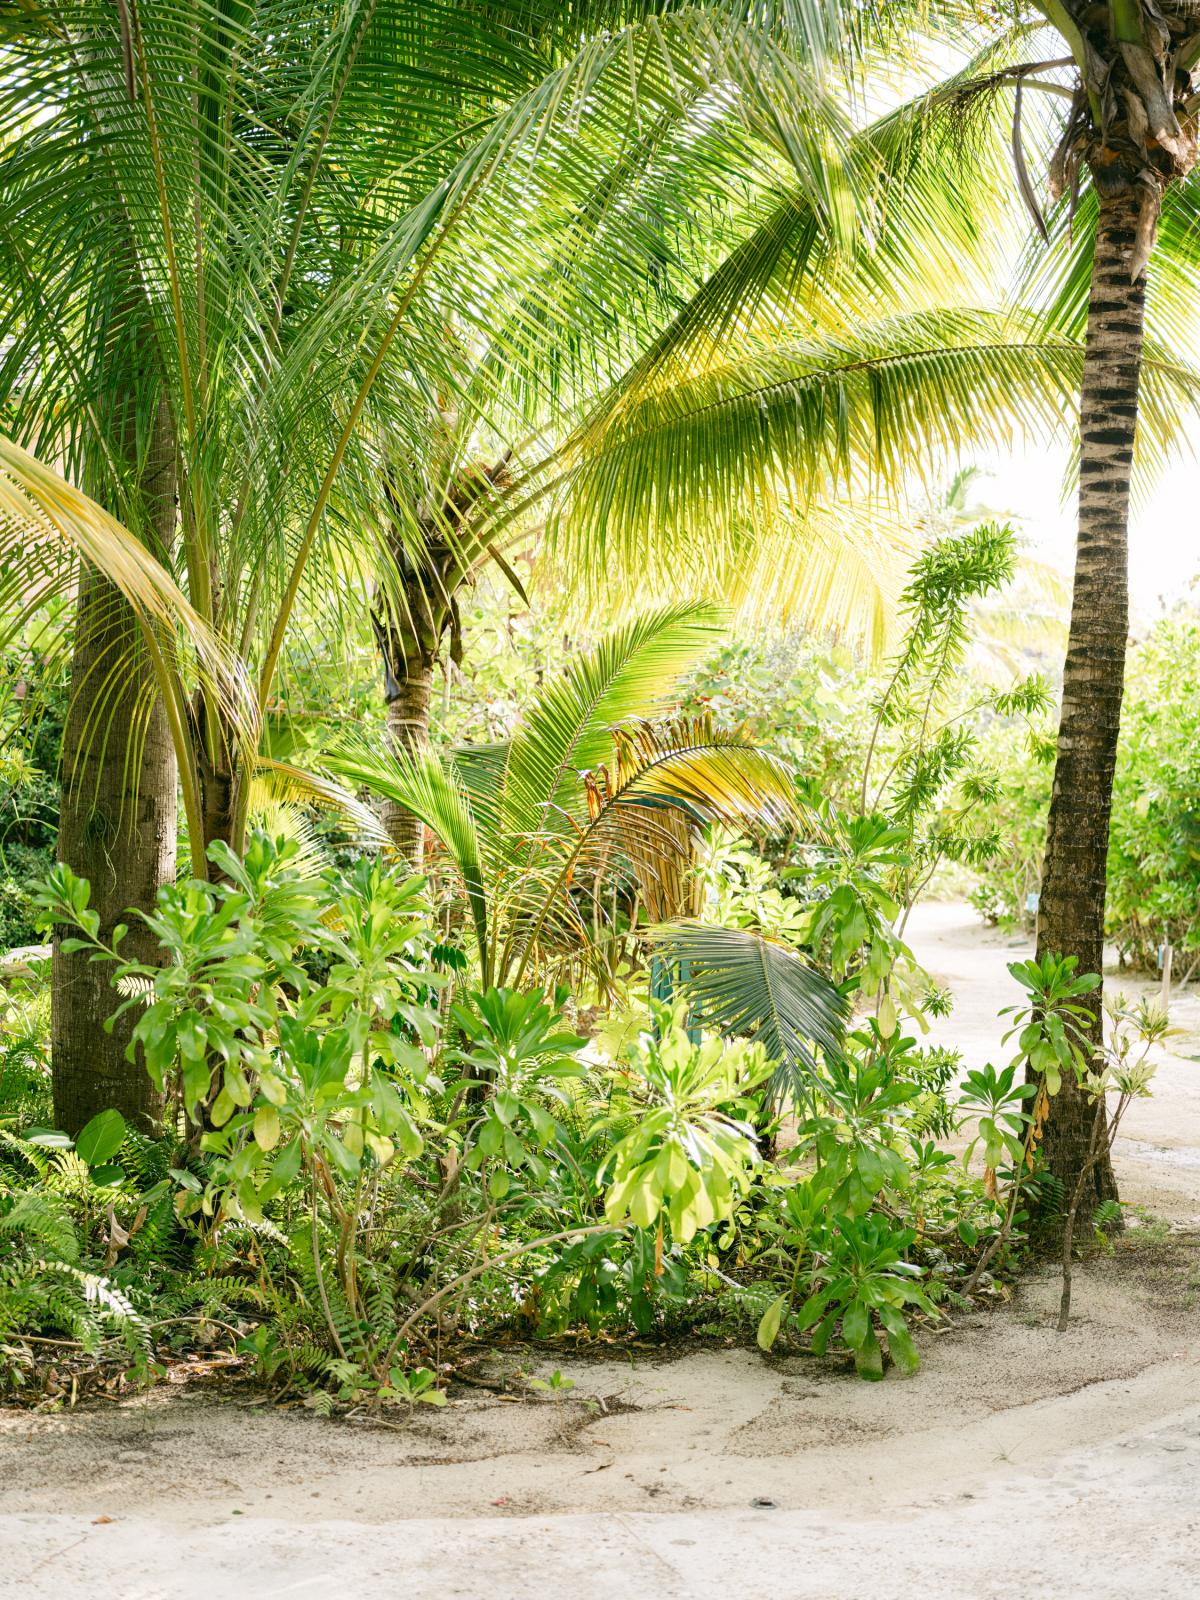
[75,1109,125,1167]
[253,1105,281,1151]
[757,1293,788,1352]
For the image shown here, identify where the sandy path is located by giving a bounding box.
[912,900,1200,1225]
[4,903,1200,1599]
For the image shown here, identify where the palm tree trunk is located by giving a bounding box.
[380,660,435,866]
[52,400,178,1136]
[1034,185,1147,1224]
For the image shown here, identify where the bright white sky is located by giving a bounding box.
[968,440,1200,629]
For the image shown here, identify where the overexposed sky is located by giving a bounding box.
[969,441,1200,628]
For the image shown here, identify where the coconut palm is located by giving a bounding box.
[860,2,1200,1225]
[362,59,1169,861]
[0,0,876,1126]
[533,0,1200,1224]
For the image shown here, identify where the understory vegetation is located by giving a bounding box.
[0,521,1166,1406]
[971,618,1200,982]
[2,0,1195,1422]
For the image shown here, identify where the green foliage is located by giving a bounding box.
[0,1140,153,1392]
[454,987,586,1196]
[969,615,1200,962]
[0,627,65,947]
[8,524,1155,1399]
[1106,619,1200,969]
[330,604,801,990]
[796,1211,933,1380]
[1000,953,1098,1095]
[600,1001,767,1243]
[753,1171,936,1379]
[647,920,848,1109]
[859,523,1051,920]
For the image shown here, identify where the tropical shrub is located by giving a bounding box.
[967,613,1200,968]
[0,801,1017,1399]
[3,540,1146,1400]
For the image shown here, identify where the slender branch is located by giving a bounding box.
[384,1223,616,1368]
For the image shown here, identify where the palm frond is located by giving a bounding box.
[252,757,390,851]
[648,919,848,1108]
[499,602,723,851]
[506,715,800,983]
[548,310,1089,579]
[0,435,254,751]
[326,739,488,970]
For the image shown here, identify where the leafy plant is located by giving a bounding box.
[453,987,586,1197]
[1057,997,1165,1330]
[330,605,808,992]
[600,1001,768,1247]
[757,1190,936,1381]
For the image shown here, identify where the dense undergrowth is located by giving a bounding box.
[1,835,1001,1405]
[0,524,1165,1409]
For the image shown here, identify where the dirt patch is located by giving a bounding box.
[5,1235,1198,1529]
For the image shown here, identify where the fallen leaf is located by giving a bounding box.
[92,1516,115,1525]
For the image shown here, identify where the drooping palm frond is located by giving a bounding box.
[543,310,1090,577]
[501,714,802,983]
[251,758,391,851]
[538,15,1033,409]
[0,436,255,784]
[0,439,222,670]
[648,919,848,1108]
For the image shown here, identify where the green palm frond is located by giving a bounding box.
[499,602,722,849]
[581,717,797,836]
[328,739,488,971]
[0,439,216,661]
[251,758,390,851]
[0,436,255,768]
[545,310,1088,579]
[505,714,800,984]
[648,919,848,1108]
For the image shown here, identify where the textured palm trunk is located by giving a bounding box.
[1034,186,1147,1223]
[52,400,178,1136]
[374,456,510,864]
[381,661,435,866]
[198,747,238,861]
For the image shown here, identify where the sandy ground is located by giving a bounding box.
[4,903,1200,1599]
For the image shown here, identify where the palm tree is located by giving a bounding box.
[363,60,1165,863]
[330,603,847,1078]
[874,3,1200,1223]
[555,1,1200,1225]
[8,1,871,1122]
